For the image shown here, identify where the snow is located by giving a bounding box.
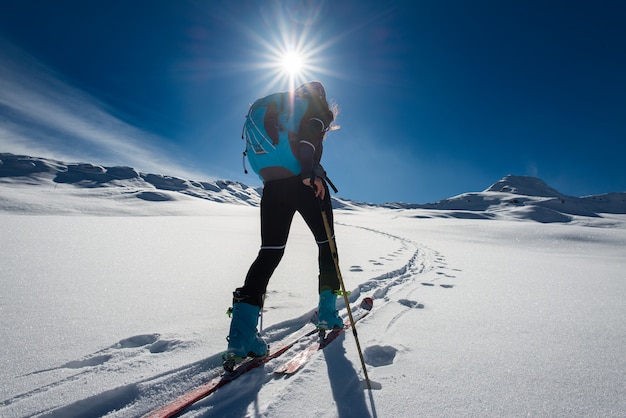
[1,154,625,417]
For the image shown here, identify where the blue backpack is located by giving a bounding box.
[242,91,310,181]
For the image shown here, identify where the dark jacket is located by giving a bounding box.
[296,96,334,182]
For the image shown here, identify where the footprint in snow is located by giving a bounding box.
[112,333,184,353]
[398,299,424,309]
[350,265,364,272]
[113,333,160,349]
[364,345,397,367]
[421,282,454,289]
[28,333,181,375]
[56,335,161,371]
[61,354,112,369]
[149,339,184,353]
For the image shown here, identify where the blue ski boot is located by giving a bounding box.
[223,301,268,371]
[317,289,344,330]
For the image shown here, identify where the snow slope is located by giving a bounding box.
[1,154,625,417]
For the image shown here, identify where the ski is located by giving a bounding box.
[144,297,373,417]
[274,297,373,376]
[144,326,319,418]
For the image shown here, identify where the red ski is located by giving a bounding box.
[274,297,373,376]
[144,297,373,417]
[143,327,318,418]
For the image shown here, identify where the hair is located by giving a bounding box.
[328,101,340,132]
[297,81,340,137]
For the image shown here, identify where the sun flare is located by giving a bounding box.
[280,51,305,77]
[247,3,337,92]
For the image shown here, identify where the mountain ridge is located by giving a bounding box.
[1,153,624,223]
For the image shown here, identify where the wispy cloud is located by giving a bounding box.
[0,39,210,180]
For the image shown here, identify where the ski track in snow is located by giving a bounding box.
[174,223,462,417]
[2,221,461,417]
[168,221,444,418]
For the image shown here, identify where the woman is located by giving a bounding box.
[224,81,341,365]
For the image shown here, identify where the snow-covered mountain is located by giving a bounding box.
[1,153,625,223]
[381,174,625,223]
[0,153,261,215]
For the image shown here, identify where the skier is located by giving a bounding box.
[224,81,342,362]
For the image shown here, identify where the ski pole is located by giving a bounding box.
[318,197,372,390]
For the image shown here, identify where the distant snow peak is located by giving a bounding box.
[377,174,625,224]
[486,175,563,197]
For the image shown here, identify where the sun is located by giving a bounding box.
[262,46,315,91]
[280,51,305,77]
[273,47,314,91]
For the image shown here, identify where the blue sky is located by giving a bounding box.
[1,0,625,204]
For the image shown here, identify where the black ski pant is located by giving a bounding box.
[238,176,340,307]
